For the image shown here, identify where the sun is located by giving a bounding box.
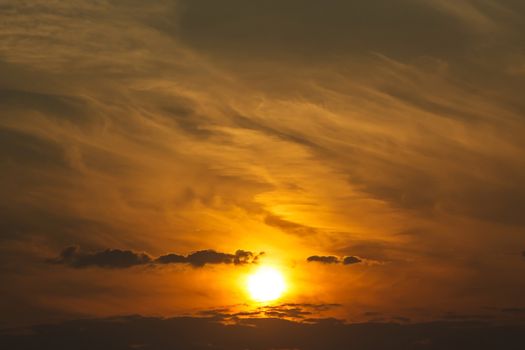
[246,266,286,302]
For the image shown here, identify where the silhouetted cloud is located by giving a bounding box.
[162,249,262,267]
[154,253,187,264]
[50,246,152,269]
[2,315,525,350]
[343,256,362,265]
[197,303,341,322]
[307,255,340,264]
[51,246,263,268]
[307,255,362,266]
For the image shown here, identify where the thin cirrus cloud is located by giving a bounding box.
[50,246,264,269]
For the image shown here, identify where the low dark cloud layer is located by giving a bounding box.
[307,255,362,265]
[2,315,525,350]
[51,246,262,269]
[199,303,341,321]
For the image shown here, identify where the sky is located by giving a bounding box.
[2,0,525,347]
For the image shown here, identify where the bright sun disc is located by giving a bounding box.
[247,266,286,302]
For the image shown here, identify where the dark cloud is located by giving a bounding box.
[2,315,525,350]
[307,255,340,264]
[50,246,152,269]
[343,256,362,265]
[0,88,91,124]
[232,114,325,151]
[154,253,187,264]
[197,303,341,322]
[156,249,263,267]
[187,249,260,267]
[174,0,473,61]
[0,127,68,169]
[265,214,317,236]
[51,247,263,268]
[307,255,362,266]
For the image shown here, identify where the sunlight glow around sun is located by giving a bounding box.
[246,266,286,302]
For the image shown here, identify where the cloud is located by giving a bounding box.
[0,88,91,124]
[3,0,525,328]
[307,255,340,264]
[0,127,69,170]
[174,0,474,61]
[343,256,362,265]
[2,315,525,350]
[154,253,187,264]
[264,214,317,236]
[157,249,263,267]
[307,255,362,266]
[51,246,263,268]
[199,302,342,322]
[50,246,152,269]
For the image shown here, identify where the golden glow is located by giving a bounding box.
[246,266,286,302]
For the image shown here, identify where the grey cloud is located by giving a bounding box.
[343,256,362,265]
[137,89,215,139]
[154,253,187,264]
[185,249,233,267]
[0,127,68,169]
[307,255,362,265]
[51,246,152,269]
[307,255,340,264]
[160,249,263,267]
[232,114,324,151]
[265,214,317,236]
[51,247,263,268]
[198,303,341,321]
[0,88,91,124]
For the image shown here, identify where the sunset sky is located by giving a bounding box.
[2,0,525,348]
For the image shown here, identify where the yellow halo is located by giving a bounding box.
[246,266,286,302]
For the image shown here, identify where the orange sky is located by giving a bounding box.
[1,0,525,328]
